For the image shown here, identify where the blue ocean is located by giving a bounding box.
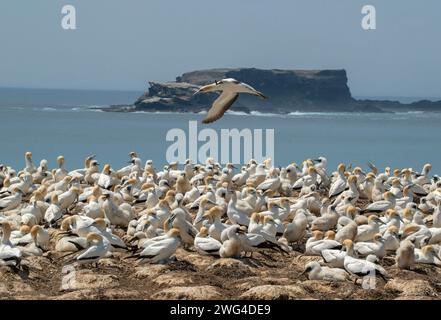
[1,88,440,173]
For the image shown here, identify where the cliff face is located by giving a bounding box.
[107,67,441,114]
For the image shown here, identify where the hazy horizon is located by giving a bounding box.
[1,0,440,97]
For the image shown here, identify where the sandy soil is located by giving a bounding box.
[1,244,440,300]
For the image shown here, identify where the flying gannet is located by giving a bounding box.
[194,78,267,124]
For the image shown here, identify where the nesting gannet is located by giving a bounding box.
[311,205,339,231]
[335,217,358,243]
[414,245,441,266]
[133,228,181,264]
[194,227,221,256]
[74,232,110,265]
[354,234,387,259]
[302,261,349,281]
[360,191,396,214]
[342,240,389,283]
[0,222,22,267]
[305,231,342,256]
[0,187,23,211]
[355,215,384,242]
[383,226,400,251]
[20,225,49,256]
[194,78,267,124]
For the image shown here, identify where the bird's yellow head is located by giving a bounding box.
[86,232,103,243]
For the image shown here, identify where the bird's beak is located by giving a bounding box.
[237,227,247,235]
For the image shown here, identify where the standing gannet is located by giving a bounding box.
[395,239,415,269]
[166,208,197,247]
[283,210,308,244]
[54,156,68,182]
[24,152,37,174]
[98,164,114,190]
[433,200,441,228]
[194,226,222,256]
[335,175,359,206]
[44,193,63,226]
[227,191,251,227]
[194,78,267,124]
[203,207,228,242]
[68,155,96,180]
[328,164,347,197]
[301,261,349,281]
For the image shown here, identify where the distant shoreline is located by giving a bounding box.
[94,68,441,114]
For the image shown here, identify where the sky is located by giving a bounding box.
[0,0,440,98]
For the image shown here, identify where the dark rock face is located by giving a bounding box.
[105,68,441,114]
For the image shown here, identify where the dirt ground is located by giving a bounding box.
[1,245,440,300]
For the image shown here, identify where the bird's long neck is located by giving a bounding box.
[1,229,11,245]
[346,245,354,257]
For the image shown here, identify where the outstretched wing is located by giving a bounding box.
[202,91,239,124]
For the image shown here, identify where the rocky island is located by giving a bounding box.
[103,68,441,114]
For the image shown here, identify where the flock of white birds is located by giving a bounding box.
[1,152,441,284]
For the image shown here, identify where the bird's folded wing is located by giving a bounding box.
[202,91,239,124]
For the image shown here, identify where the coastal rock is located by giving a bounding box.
[104,68,441,114]
[151,285,222,300]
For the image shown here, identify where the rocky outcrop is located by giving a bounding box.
[102,67,441,114]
